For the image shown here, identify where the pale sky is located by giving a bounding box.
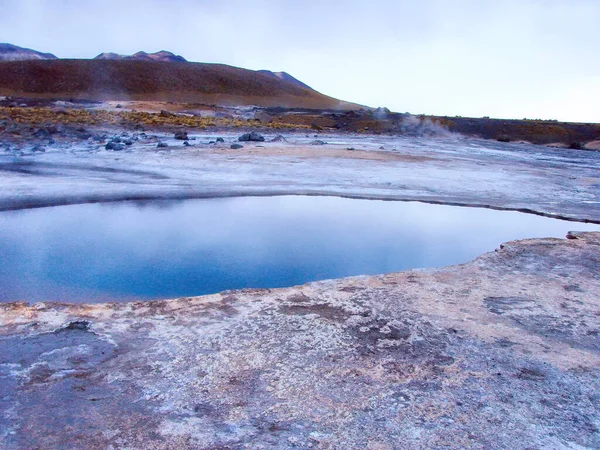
[1,0,598,122]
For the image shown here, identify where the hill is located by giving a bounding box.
[0,43,57,61]
[0,59,357,109]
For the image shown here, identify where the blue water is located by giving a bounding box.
[1,196,598,303]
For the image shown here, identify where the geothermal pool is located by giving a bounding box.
[1,196,599,303]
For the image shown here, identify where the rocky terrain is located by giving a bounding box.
[0,102,598,222]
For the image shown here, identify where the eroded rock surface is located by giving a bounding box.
[1,232,599,449]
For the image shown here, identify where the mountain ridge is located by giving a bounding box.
[94,50,187,63]
[0,43,58,61]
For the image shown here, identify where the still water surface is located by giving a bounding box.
[1,196,598,303]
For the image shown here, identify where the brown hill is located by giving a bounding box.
[0,59,359,109]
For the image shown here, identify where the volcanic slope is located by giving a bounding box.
[0,59,359,109]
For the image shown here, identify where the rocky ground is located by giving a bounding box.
[1,106,600,448]
[0,108,599,222]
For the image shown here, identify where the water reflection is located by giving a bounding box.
[1,196,598,303]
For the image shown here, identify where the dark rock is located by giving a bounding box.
[33,128,50,139]
[31,145,45,153]
[105,142,125,151]
[569,142,583,150]
[62,320,91,331]
[183,141,190,146]
[497,134,511,143]
[238,132,265,142]
[160,110,174,117]
[111,136,122,144]
[230,144,244,149]
[216,137,225,143]
[310,123,323,131]
[174,131,188,140]
[116,104,123,109]
[123,139,133,146]
[310,140,327,145]
[157,142,169,148]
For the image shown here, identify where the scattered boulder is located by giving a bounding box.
[183,141,190,146]
[238,132,265,142]
[157,142,169,148]
[569,142,583,150]
[31,145,45,153]
[160,110,174,117]
[105,142,125,151]
[497,134,511,143]
[76,132,92,140]
[310,140,327,146]
[270,134,287,142]
[33,128,50,139]
[116,104,123,109]
[216,137,225,143]
[123,139,133,146]
[174,131,188,140]
[230,143,244,149]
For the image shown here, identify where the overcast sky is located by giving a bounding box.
[1,0,598,122]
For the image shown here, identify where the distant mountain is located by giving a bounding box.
[0,43,57,61]
[258,70,313,90]
[94,50,187,63]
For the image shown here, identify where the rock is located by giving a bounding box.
[497,134,511,143]
[216,137,225,143]
[31,145,46,153]
[33,128,50,139]
[270,135,287,142]
[116,104,123,109]
[105,142,125,151]
[160,110,174,117]
[310,140,327,145]
[569,142,583,150]
[157,142,169,148]
[174,131,188,140]
[238,132,265,142]
[230,144,244,149]
[183,141,190,147]
[111,137,122,144]
[310,123,323,131]
[123,139,133,146]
